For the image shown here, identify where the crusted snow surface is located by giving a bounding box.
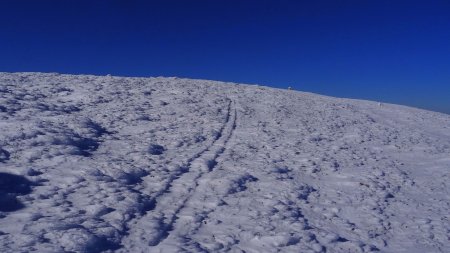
[0,72,449,253]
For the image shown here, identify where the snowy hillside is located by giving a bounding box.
[0,72,449,253]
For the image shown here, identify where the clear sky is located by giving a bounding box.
[1,0,449,114]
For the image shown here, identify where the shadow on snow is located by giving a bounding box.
[0,172,33,212]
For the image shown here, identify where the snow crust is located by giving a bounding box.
[0,72,449,252]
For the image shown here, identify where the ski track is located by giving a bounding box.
[119,100,237,252]
[152,102,240,252]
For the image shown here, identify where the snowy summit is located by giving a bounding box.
[0,72,449,253]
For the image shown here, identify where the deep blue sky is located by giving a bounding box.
[1,0,449,114]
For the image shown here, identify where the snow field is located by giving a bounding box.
[0,72,449,252]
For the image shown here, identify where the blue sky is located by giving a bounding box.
[1,0,449,114]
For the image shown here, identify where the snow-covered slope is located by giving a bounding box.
[0,72,449,253]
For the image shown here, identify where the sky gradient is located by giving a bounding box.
[1,0,449,114]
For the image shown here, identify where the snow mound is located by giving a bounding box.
[0,72,449,253]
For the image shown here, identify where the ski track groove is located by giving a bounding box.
[156,101,239,251]
[118,99,236,251]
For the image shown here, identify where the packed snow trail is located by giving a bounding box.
[0,73,449,253]
[119,100,236,251]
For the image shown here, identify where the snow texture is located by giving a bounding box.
[0,72,449,253]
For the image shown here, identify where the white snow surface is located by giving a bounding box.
[0,72,449,253]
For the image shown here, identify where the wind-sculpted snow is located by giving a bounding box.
[0,72,449,252]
